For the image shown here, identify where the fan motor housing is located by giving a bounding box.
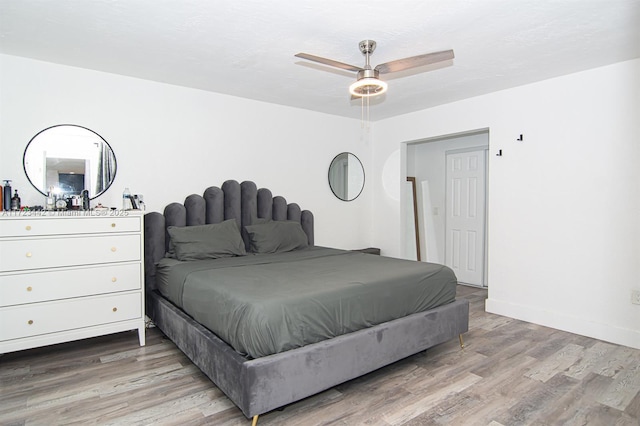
[356,68,379,80]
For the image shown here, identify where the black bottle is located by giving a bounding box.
[3,180,11,211]
[81,190,90,210]
[11,189,20,211]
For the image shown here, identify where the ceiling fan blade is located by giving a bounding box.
[375,49,454,74]
[295,53,362,72]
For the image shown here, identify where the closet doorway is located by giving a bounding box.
[405,129,489,287]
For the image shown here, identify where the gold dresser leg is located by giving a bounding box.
[459,334,465,349]
[251,415,259,426]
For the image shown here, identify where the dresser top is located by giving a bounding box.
[0,210,144,220]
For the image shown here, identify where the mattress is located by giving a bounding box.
[156,246,457,358]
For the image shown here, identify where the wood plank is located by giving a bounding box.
[524,343,584,383]
[598,361,640,411]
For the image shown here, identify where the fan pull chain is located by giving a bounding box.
[367,96,370,127]
[360,96,372,130]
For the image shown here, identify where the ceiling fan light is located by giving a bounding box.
[349,77,388,97]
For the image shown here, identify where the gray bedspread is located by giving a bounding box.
[156,247,457,358]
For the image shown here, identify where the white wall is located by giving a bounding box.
[373,59,640,349]
[0,54,373,249]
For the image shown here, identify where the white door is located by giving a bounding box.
[445,149,486,286]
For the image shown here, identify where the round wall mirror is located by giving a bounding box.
[328,152,365,201]
[23,124,117,199]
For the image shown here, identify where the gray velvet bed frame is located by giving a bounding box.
[144,180,469,424]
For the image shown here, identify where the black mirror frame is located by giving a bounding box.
[328,152,365,202]
[22,124,117,200]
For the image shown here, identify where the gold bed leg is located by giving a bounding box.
[251,415,259,426]
[459,334,465,349]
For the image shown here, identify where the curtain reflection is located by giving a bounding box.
[96,142,116,196]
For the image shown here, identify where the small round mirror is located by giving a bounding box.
[328,152,365,201]
[23,125,117,200]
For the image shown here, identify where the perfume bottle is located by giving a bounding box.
[71,195,81,210]
[11,189,20,211]
[46,186,55,210]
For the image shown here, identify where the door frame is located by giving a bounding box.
[403,128,490,287]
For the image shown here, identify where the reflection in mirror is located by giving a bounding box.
[328,152,365,201]
[23,125,117,200]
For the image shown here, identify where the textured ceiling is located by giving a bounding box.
[1,0,639,121]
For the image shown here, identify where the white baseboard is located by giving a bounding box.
[485,298,640,350]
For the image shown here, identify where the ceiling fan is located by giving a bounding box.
[295,40,454,98]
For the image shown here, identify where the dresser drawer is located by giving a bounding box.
[0,216,141,237]
[0,263,141,307]
[0,292,142,341]
[0,235,141,272]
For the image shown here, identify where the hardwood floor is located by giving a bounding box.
[1,285,638,425]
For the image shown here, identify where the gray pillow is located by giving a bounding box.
[167,220,246,261]
[245,220,309,254]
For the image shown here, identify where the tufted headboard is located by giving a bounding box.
[143,180,314,293]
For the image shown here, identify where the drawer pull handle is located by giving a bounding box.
[25,225,32,231]
[112,277,117,283]
[27,286,32,292]
[111,223,116,228]
[111,247,117,252]
[26,252,32,258]
[28,320,33,325]
[112,307,118,312]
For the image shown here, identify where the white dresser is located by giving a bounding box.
[0,212,145,353]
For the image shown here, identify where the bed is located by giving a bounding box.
[144,180,469,424]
